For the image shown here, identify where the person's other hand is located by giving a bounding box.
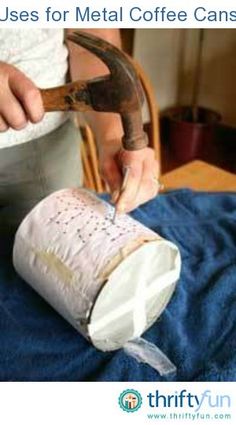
[0,61,44,132]
[99,139,160,213]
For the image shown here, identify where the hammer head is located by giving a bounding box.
[67,31,148,150]
[67,31,144,113]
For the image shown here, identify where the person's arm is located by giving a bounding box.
[66,29,160,212]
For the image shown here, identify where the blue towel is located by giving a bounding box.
[0,189,235,381]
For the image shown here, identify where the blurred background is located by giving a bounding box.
[121,29,236,174]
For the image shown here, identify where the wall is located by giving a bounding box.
[134,29,236,126]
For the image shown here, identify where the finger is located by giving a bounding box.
[153,158,161,180]
[9,70,44,123]
[130,159,160,210]
[116,161,143,213]
[1,91,27,130]
[100,158,122,198]
[0,115,9,132]
[143,157,161,194]
[120,157,160,213]
[119,146,159,172]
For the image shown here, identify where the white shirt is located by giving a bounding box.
[0,29,69,148]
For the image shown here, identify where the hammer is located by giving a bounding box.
[40,31,148,151]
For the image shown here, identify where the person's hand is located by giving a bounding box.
[0,61,44,132]
[99,139,160,213]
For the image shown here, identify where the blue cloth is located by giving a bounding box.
[0,189,235,381]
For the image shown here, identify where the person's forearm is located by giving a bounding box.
[66,29,123,147]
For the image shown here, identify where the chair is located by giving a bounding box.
[79,57,161,193]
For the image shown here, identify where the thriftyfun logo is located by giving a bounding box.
[119,389,142,413]
[147,390,231,412]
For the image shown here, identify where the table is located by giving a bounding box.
[162,160,236,192]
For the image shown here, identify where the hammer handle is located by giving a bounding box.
[40,81,93,112]
[40,82,148,151]
[121,110,148,150]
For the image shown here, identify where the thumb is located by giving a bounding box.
[116,158,143,213]
[100,156,122,200]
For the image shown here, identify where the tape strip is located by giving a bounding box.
[124,337,176,377]
[132,246,181,339]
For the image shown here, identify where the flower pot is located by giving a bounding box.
[166,106,221,162]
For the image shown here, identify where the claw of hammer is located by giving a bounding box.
[40,31,148,151]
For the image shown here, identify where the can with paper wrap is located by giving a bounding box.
[13,188,181,356]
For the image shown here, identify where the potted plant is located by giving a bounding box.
[164,29,222,162]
